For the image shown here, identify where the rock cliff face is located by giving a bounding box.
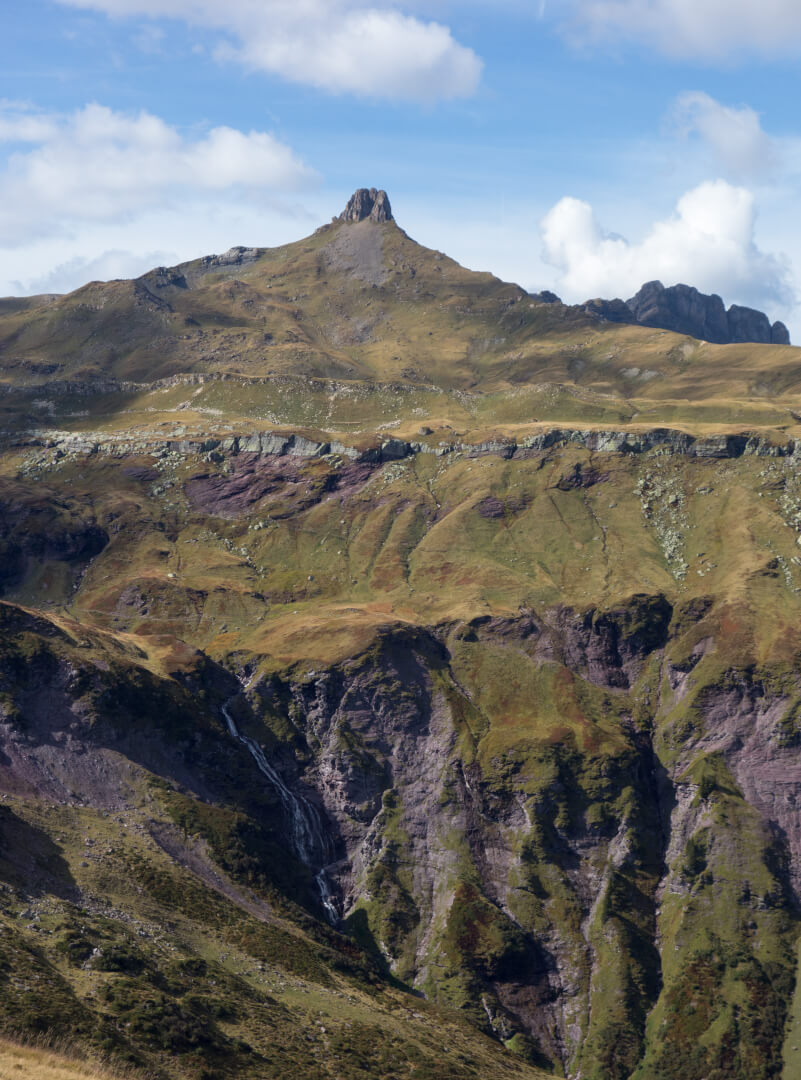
[625,280,790,345]
[579,280,791,344]
[337,188,393,224]
[247,601,798,1080]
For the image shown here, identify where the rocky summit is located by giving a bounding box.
[627,279,791,345]
[337,187,394,223]
[0,191,800,1080]
[586,279,791,345]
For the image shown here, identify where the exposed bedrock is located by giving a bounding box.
[15,422,801,472]
[626,280,790,345]
[243,597,801,1079]
[582,280,791,345]
[337,187,393,224]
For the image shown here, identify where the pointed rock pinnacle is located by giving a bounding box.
[338,188,393,224]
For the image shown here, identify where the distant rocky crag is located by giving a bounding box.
[337,187,393,224]
[579,279,790,345]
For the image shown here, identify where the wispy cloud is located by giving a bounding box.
[14,248,176,295]
[132,22,165,54]
[55,0,483,102]
[667,92,778,180]
[565,0,801,60]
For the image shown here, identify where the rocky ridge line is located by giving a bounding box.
[13,425,801,468]
[581,279,790,345]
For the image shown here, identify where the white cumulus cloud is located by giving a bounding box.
[540,179,794,311]
[55,0,482,102]
[567,0,801,59]
[0,102,316,247]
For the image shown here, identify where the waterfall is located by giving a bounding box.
[221,698,339,925]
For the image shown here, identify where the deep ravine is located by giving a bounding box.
[221,694,340,924]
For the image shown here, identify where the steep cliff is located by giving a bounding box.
[626,280,790,345]
[581,281,791,345]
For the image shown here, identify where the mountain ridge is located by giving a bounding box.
[0,192,799,445]
[2,188,788,356]
[583,278,790,346]
[0,188,801,1080]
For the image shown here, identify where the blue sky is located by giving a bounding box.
[3,0,801,336]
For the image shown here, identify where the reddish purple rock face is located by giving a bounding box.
[183,455,377,519]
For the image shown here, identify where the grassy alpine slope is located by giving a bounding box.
[0,1037,125,1080]
[0,192,799,1079]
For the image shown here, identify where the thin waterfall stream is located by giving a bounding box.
[221,697,339,925]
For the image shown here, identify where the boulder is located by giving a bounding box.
[379,438,412,461]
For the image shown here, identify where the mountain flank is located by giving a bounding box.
[0,190,800,1080]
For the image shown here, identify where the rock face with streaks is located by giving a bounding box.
[238,597,801,1080]
[338,188,394,224]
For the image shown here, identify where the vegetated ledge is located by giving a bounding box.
[9,424,801,467]
[0,371,454,396]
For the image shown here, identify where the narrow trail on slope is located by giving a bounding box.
[221,695,339,925]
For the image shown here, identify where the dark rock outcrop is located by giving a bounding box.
[0,484,109,595]
[726,302,773,344]
[582,297,635,324]
[338,188,393,224]
[625,280,790,345]
[554,462,610,490]
[727,303,791,345]
[627,280,729,342]
[772,319,791,344]
[578,279,790,345]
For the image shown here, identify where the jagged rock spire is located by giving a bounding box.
[338,188,393,224]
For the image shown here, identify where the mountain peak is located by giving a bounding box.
[338,188,393,224]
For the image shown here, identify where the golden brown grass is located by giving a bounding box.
[5,217,801,437]
[0,1038,131,1080]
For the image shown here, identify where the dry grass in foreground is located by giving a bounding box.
[0,1038,130,1080]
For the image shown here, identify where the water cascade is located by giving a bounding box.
[221,698,339,924]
